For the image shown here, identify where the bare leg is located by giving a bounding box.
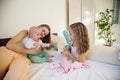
[0,47,13,80]
[3,58,31,80]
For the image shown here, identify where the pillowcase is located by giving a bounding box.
[112,43,120,60]
[86,45,120,66]
[51,35,65,44]
[51,34,66,50]
[118,52,120,61]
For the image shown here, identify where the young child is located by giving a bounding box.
[51,22,90,75]
[62,22,90,62]
[22,26,53,63]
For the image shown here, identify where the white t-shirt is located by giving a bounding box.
[21,36,50,49]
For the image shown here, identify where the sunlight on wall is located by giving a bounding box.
[95,30,105,45]
[83,18,91,25]
[94,13,106,45]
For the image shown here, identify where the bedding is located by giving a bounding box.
[25,49,120,80]
[0,36,120,80]
[112,43,120,60]
[86,45,120,66]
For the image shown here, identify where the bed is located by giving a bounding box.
[25,49,120,80]
[0,35,120,80]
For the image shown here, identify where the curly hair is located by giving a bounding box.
[70,22,89,55]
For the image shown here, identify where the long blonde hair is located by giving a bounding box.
[70,22,89,55]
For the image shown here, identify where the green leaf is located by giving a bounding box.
[94,8,116,45]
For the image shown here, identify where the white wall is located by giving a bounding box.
[69,0,95,46]
[1,0,116,46]
[68,0,113,46]
[69,0,82,24]
[0,0,67,38]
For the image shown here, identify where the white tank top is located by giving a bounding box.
[71,46,78,59]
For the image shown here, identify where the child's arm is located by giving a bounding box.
[6,30,42,54]
[62,50,76,62]
[39,40,54,48]
[78,54,85,62]
[62,50,85,62]
[40,42,50,47]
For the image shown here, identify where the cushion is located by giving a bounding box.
[118,52,120,61]
[51,35,66,44]
[86,45,120,66]
[112,43,120,60]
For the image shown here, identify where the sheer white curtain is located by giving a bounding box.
[113,0,120,24]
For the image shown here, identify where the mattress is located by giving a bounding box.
[25,50,120,80]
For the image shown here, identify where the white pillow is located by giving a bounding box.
[51,35,66,44]
[118,52,120,61]
[86,45,120,66]
[112,43,120,50]
[112,43,120,60]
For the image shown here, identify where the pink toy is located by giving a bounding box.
[52,60,90,75]
[52,59,73,74]
[72,61,90,69]
[59,59,73,73]
[72,61,83,69]
[82,62,91,69]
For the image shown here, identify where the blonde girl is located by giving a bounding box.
[62,22,89,62]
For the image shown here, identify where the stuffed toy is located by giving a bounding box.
[52,59,90,75]
[52,59,73,75]
[52,30,73,75]
[57,30,71,53]
[63,30,71,50]
[53,30,71,52]
[73,61,90,69]
[27,51,49,63]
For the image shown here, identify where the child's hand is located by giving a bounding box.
[62,50,71,57]
[33,42,40,49]
[27,48,41,55]
[50,43,54,48]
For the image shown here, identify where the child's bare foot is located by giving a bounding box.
[46,58,52,63]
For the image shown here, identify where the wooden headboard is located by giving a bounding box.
[0,38,11,46]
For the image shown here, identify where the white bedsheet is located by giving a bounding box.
[25,50,120,80]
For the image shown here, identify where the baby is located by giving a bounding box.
[22,26,53,63]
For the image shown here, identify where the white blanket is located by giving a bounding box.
[25,50,120,80]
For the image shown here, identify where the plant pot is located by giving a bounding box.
[104,44,111,47]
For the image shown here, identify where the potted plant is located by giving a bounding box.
[95,8,116,46]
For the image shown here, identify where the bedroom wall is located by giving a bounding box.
[0,0,67,38]
[69,0,113,46]
[1,0,117,46]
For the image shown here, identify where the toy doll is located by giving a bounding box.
[51,59,90,75]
